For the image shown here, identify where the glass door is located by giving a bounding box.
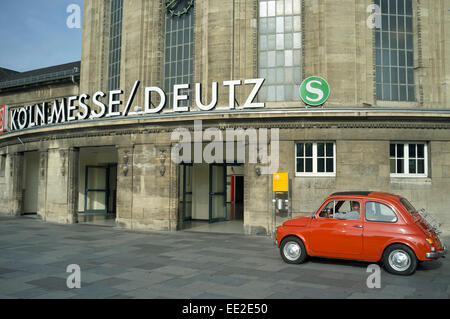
[84,166,109,213]
[209,164,226,223]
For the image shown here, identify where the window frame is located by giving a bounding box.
[295,142,336,177]
[389,142,428,178]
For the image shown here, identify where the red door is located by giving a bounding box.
[309,200,363,257]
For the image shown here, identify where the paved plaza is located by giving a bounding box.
[0,216,449,299]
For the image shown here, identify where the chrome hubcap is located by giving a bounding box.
[284,241,301,261]
[388,249,411,272]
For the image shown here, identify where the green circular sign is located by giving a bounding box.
[299,76,330,106]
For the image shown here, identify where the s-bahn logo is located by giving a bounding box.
[0,105,6,134]
[299,76,330,107]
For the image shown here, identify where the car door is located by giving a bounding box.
[309,199,363,257]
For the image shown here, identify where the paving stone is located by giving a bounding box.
[31,291,77,299]
[27,276,69,291]
[69,285,124,299]
[87,277,132,287]
[0,216,449,298]
[0,280,36,295]
[152,265,200,277]
[10,287,50,299]
[188,273,251,287]
[193,292,237,299]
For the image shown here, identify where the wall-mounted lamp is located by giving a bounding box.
[255,149,262,177]
[122,151,129,176]
[159,149,167,176]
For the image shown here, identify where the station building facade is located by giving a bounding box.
[1,0,450,236]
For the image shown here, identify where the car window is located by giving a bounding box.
[400,197,417,214]
[365,201,398,223]
[319,201,335,218]
[318,200,361,220]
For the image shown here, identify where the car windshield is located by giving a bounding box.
[400,197,417,214]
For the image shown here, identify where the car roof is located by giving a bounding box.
[329,191,402,201]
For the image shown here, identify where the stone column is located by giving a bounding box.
[303,0,375,106]
[121,0,165,109]
[37,150,48,221]
[80,0,110,95]
[153,144,179,232]
[194,0,234,107]
[67,147,80,224]
[115,145,134,229]
[44,148,75,224]
[9,152,24,216]
[166,144,179,231]
[243,161,270,236]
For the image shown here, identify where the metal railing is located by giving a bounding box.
[417,209,443,235]
[0,67,80,89]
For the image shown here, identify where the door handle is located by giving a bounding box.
[352,225,363,228]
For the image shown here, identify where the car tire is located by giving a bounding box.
[382,244,417,276]
[280,236,308,264]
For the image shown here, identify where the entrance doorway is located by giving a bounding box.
[78,147,117,226]
[231,175,244,221]
[23,151,39,216]
[179,163,244,234]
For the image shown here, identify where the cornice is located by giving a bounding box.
[0,116,449,149]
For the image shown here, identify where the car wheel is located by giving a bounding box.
[383,244,417,276]
[280,236,308,264]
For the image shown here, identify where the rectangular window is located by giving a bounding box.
[375,0,415,101]
[258,0,302,102]
[295,142,336,176]
[390,142,427,177]
[164,8,194,108]
[108,0,123,94]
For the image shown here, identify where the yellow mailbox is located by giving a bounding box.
[272,172,289,192]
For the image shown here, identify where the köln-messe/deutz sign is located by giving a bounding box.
[5,79,264,132]
[1,76,330,133]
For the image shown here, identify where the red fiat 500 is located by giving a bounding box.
[275,191,446,275]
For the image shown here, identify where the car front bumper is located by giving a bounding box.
[425,245,447,259]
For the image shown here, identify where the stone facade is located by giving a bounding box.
[0,0,449,236]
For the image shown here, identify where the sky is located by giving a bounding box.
[0,0,83,72]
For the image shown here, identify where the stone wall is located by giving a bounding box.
[0,82,79,109]
[272,127,450,236]
[1,115,450,235]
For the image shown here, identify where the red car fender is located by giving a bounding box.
[378,235,427,261]
[277,226,310,253]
